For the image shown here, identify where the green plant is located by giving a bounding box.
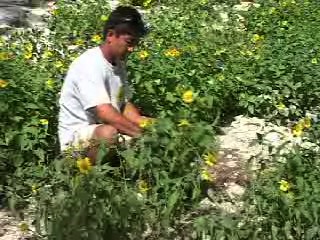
[13,119,216,239]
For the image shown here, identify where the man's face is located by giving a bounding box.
[107,31,139,60]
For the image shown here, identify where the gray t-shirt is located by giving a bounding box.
[58,47,129,149]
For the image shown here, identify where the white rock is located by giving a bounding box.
[226,183,245,199]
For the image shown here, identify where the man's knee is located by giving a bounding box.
[93,124,118,142]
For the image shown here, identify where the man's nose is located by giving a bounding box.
[127,46,134,52]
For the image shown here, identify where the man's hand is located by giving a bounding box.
[95,104,140,137]
[123,102,155,128]
[122,102,144,125]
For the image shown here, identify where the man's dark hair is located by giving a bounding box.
[103,6,147,40]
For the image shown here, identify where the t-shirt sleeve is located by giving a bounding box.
[75,63,111,111]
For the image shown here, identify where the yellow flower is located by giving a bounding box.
[217,74,225,81]
[138,179,149,193]
[25,43,33,52]
[24,52,33,59]
[143,0,152,7]
[55,61,64,69]
[0,52,11,60]
[0,79,9,88]
[201,168,215,182]
[77,157,92,174]
[164,48,181,57]
[52,9,59,15]
[139,50,149,60]
[182,90,194,103]
[19,222,29,232]
[303,117,312,129]
[100,15,108,21]
[92,34,103,44]
[46,79,55,89]
[31,185,38,194]
[75,39,84,46]
[311,58,318,64]
[39,119,49,125]
[292,123,303,137]
[252,34,264,43]
[178,119,190,127]
[42,50,53,59]
[203,152,217,167]
[276,102,286,110]
[279,179,290,192]
[139,117,154,128]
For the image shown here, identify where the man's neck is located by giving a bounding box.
[99,44,117,66]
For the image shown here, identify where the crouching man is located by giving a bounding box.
[58,6,150,163]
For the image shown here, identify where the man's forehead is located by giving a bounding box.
[120,33,139,41]
[122,33,137,38]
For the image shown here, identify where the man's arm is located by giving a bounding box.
[95,104,141,137]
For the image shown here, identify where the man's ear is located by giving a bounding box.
[105,30,115,43]
[107,30,115,37]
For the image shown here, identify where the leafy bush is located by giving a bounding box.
[10,119,216,239]
[128,0,244,122]
[229,0,320,122]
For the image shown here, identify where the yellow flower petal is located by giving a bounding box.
[55,61,64,69]
[0,79,9,88]
[182,90,194,103]
[292,123,303,137]
[100,15,108,21]
[76,157,92,174]
[201,168,215,182]
[279,179,290,192]
[31,185,38,194]
[138,180,149,193]
[252,34,264,43]
[46,79,55,89]
[178,119,190,127]
[25,43,33,52]
[276,102,286,110]
[75,39,85,46]
[39,119,49,125]
[217,74,225,81]
[42,50,53,59]
[139,118,154,128]
[52,9,59,15]
[203,152,217,167]
[92,34,103,44]
[143,0,152,7]
[139,50,149,60]
[164,48,181,57]
[24,52,33,59]
[0,52,11,60]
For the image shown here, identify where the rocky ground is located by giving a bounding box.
[0,0,52,34]
[201,115,289,215]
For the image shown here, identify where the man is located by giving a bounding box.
[58,6,149,161]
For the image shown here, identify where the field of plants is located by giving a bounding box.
[1,0,320,239]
